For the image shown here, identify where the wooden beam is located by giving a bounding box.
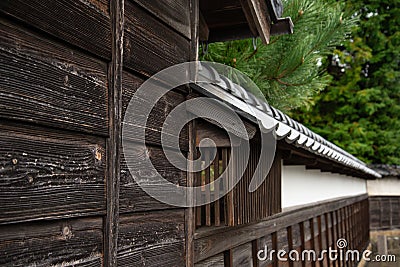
[245,0,272,44]
[271,17,294,35]
[239,0,259,37]
[104,0,124,265]
[186,1,199,265]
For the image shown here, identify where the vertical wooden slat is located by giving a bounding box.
[252,239,259,267]
[272,232,278,267]
[333,210,340,267]
[268,159,273,217]
[317,216,323,267]
[224,249,233,267]
[214,149,220,226]
[237,147,242,225]
[105,0,124,265]
[276,155,282,213]
[196,168,202,227]
[299,221,306,267]
[309,218,316,267]
[226,149,234,226]
[221,148,229,225]
[339,208,345,267]
[205,149,211,226]
[324,213,331,267]
[330,211,337,267]
[287,226,294,267]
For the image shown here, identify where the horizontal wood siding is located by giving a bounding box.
[121,71,189,151]
[131,0,191,39]
[369,196,400,230]
[117,210,185,266]
[1,0,193,265]
[120,142,187,213]
[0,0,112,59]
[0,217,103,266]
[123,0,190,77]
[0,18,109,136]
[0,122,106,224]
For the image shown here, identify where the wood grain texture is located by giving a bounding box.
[124,1,190,77]
[0,122,106,224]
[0,217,103,266]
[104,0,124,265]
[0,18,108,135]
[195,253,224,267]
[120,142,187,213]
[130,0,191,39]
[122,70,189,151]
[117,210,185,266]
[232,242,253,267]
[0,0,111,59]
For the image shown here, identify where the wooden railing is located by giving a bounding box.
[194,194,369,267]
[369,196,400,230]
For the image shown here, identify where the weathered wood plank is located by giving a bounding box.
[124,1,190,77]
[117,210,185,267]
[122,70,189,151]
[0,122,106,224]
[194,194,368,263]
[232,242,253,267]
[104,0,124,265]
[0,217,103,266]
[0,18,108,135]
[130,0,190,39]
[0,0,111,59]
[120,142,187,213]
[195,253,224,267]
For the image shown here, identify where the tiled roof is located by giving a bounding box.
[192,63,381,178]
[369,164,400,178]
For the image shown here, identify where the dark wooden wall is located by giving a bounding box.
[0,0,195,266]
[369,196,400,230]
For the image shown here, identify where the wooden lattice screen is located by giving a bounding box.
[195,143,281,228]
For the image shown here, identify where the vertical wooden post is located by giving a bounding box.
[317,216,323,267]
[309,218,316,267]
[272,231,278,267]
[324,213,331,267]
[287,226,294,267]
[335,210,341,267]
[224,249,233,267]
[205,149,211,226]
[252,239,259,267]
[226,149,235,226]
[105,0,124,266]
[186,1,199,266]
[330,211,336,267]
[300,221,306,267]
[186,118,197,267]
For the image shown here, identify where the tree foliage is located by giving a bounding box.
[201,0,356,111]
[292,0,400,164]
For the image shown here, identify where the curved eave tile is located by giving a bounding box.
[192,66,381,179]
[275,122,292,139]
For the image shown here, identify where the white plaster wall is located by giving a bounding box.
[282,164,367,209]
[367,178,400,196]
